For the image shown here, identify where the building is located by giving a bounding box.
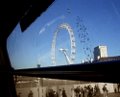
[94,46,108,60]
[96,56,120,62]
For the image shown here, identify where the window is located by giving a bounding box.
[7,0,120,69]
[5,0,120,97]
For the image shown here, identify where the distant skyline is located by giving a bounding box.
[7,0,120,69]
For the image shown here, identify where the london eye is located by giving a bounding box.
[51,23,76,65]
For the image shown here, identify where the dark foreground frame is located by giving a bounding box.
[0,0,120,97]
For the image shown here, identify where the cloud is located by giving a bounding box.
[39,27,46,34]
[39,15,65,35]
[47,15,65,26]
[111,2,120,17]
[47,19,56,26]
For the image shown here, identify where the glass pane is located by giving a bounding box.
[14,76,120,97]
[7,0,120,69]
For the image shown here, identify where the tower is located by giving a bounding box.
[94,46,108,60]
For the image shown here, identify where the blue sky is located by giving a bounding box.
[7,0,120,69]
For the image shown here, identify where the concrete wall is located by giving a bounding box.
[16,83,116,97]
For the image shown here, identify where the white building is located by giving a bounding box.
[94,46,108,60]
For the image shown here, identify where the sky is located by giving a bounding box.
[7,0,120,69]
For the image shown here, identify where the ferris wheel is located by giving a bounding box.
[51,23,76,65]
